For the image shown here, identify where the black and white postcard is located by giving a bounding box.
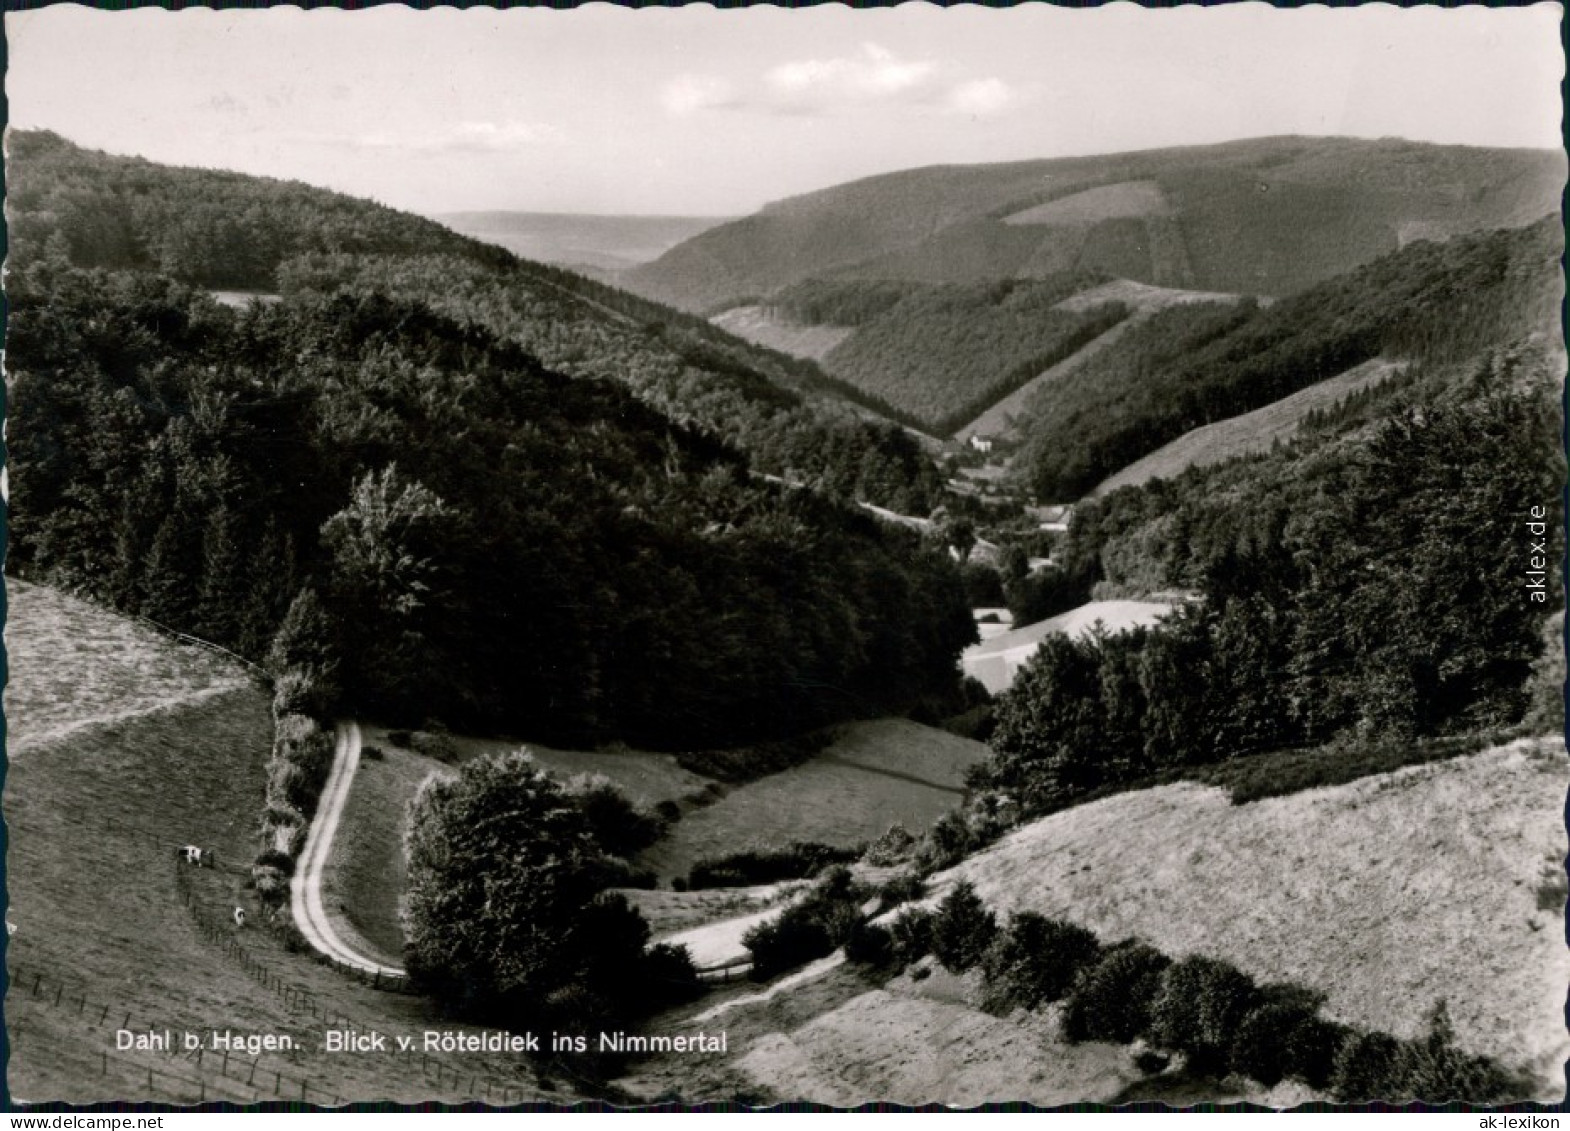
[3,1,1566,1110]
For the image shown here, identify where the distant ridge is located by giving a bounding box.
[624,135,1564,311]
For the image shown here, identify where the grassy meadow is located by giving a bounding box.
[4,585,563,1105]
[921,738,1570,1096]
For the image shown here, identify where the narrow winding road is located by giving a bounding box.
[290,720,407,979]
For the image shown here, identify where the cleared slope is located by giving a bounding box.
[1092,357,1405,494]
[710,306,854,362]
[922,739,1569,1094]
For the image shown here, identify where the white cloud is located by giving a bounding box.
[945,78,1019,118]
[662,73,735,117]
[765,43,937,105]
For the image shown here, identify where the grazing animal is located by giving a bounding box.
[178,845,213,868]
[233,907,247,928]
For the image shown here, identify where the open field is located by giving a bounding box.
[637,721,991,883]
[921,738,1569,1096]
[4,586,561,1104]
[1003,180,1171,226]
[1093,357,1404,494]
[710,306,855,362]
[449,734,718,810]
[7,580,251,756]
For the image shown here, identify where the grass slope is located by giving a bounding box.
[6,580,250,755]
[922,738,1569,1095]
[1092,357,1404,495]
[4,586,561,1104]
[638,720,991,882]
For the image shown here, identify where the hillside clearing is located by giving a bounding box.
[1093,357,1404,495]
[952,316,1136,442]
[710,306,854,362]
[1003,180,1171,226]
[920,738,1569,1096]
[637,721,992,882]
[6,580,251,756]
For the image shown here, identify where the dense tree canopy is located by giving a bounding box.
[403,750,696,1031]
[7,265,975,746]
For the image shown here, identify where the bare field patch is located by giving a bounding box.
[923,738,1569,1095]
[6,581,252,754]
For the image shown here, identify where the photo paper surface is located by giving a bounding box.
[3,2,1566,1109]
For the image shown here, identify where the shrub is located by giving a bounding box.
[915,811,977,872]
[1148,955,1260,1070]
[275,712,322,748]
[567,776,664,859]
[1330,1030,1407,1101]
[1395,1001,1520,1103]
[930,881,998,973]
[979,913,1101,1015]
[387,729,414,748]
[654,799,682,825]
[843,920,894,969]
[637,943,704,1012]
[1231,1000,1321,1087]
[888,907,936,969]
[685,841,862,890]
[410,729,459,763]
[1062,943,1171,1045]
[272,666,335,717]
[743,904,833,981]
[877,870,926,910]
[253,848,295,877]
[864,823,917,867]
[361,744,385,762]
[251,863,290,906]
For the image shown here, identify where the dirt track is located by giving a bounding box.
[290,721,407,978]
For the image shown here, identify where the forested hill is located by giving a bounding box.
[1011,215,1565,501]
[624,135,1564,312]
[6,129,944,514]
[6,263,976,747]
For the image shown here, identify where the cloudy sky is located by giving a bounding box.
[6,4,1563,217]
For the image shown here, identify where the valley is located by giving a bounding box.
[5,122,1563,1110]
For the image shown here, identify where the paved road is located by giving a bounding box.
[290,721,406,978]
